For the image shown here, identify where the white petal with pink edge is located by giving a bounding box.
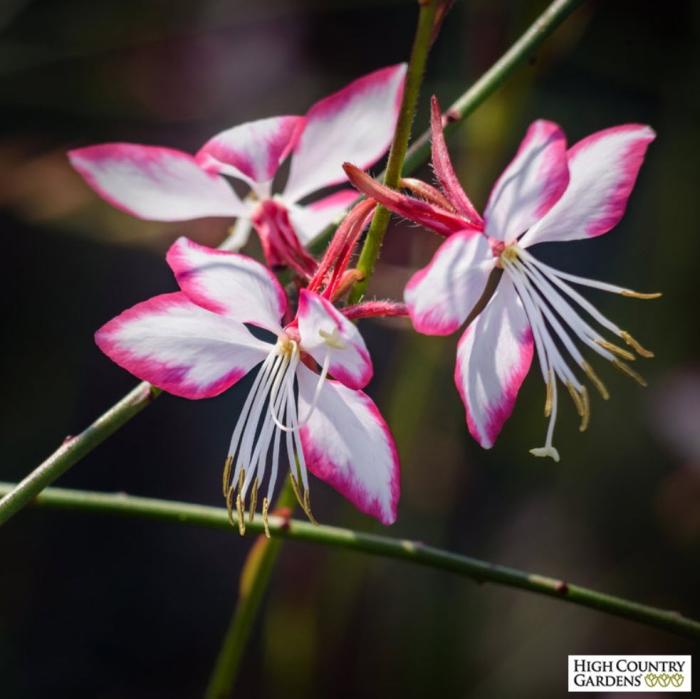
[287,189,359,245]
[95,292,270,399]
[297,364,399,525]
[69,144,247,220]
[520,124,655,247]
[196,116,303,193]
[484,120,569,243]
[405,231,494,336]
[282,64,407,203]
[454,277,534,448]
[166,237,287,333]
[297,289,372,389]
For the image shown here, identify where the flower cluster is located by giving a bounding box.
[72,68,658,530]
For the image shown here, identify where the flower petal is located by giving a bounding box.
[484,120,569,242]
[343,163,472,237]
[521,124,656,247]
[297,364,399,524]
[196,116,303,191]
[430,96,482,224]
[287,189,359,245]
[454,277,534,448]
[297,289,372,389]
[95,292,269,399]
[405,231,494,336]
[166,237,287,333]
[283,64,407,202]
[68,144,246,220]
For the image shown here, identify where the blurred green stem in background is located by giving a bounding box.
[3,480,697,640]
[348,0,438,303]
[0,0,586,530]
[204,479,296,699]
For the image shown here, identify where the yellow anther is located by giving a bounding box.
[225,486,236,527]
[289,473,304,509]
[262,497,271,539]
[595,339,636,362]
[303,489,319,526]
[248,478,259,523]
[544,374,554,418]
[582,362,610,400]
[236,494,246,536]
[319,327,346,350]
[222,455,233,497]
[620,331,654,358]
[566,382,585,417]
[579,386,590,432]
[612,359,648,387]
[620,289,662,300]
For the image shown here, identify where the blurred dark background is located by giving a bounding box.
[2,0,699,697]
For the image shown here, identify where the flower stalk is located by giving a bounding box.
[5,480,699,641]
[349,0,438,303]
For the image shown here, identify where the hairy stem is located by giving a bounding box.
[204,479,295,699]
[349,0,438,303]
[4,481,698,640]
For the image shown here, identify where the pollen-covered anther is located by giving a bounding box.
[594,339,636,361]
[235,469,246,535]
[620,289,662,300]
[261,497,271,539]
[248,478,259,523]
[222,455,233,497]
[612,359,648,387]
[544,376,554,418]
[620,331,655,358]
[580,387,590,432]
[581,361,610,400]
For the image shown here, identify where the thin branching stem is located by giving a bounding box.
[4,481,698,640]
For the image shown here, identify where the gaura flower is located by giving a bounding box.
[345,97,659,461]
[95,236,400,533]
[68,65,406,277]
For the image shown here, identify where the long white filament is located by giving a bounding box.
[271,350,331,432]
[225,337,330,519]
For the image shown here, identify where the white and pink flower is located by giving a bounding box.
[69,65,406,276]
[345,96,659,461]
[96,236,400,531]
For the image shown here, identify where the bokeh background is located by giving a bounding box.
[2,0,699,696]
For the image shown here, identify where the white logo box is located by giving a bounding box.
[568,655,692,693]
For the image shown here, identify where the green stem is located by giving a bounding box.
[5,480,698,640]
[204,479,296,699]
[0,382,160,527]
[349,0,438,303]
[0,0,585,529]
[402,0,585,175]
